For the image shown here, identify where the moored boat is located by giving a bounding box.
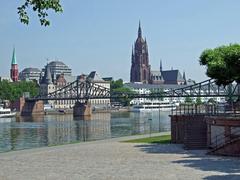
[131,101,178,112]
[0,106,16,118]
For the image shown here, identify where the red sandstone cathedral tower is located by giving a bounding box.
[10,48,19,82]
[130,22,151,83]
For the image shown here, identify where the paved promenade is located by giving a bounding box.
[0,132,239,180]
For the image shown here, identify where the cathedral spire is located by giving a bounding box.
[131,45,134,61]
[131,21,151,83]
[145,37,148,51]
[138,20,142,38]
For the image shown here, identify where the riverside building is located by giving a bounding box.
[41,60,72,83]
[19,67,41,83]
[40,61,110,109]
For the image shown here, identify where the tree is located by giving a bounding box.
[207,98,216,104]
[199,44,240,86]
[111,87,134,106]
[18,0,63,26]
[0,80,39,101]
[195,97,202,105]
[110,79,123,89]
[185,96,192,104]
[149,88,164,101]
[110,79,134,106]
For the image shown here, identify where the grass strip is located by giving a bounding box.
[122,135,171,144]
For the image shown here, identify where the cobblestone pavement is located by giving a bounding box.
[0,133,240,180]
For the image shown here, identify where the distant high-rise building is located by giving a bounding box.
[10,48,19,82]
[41,60,72,83]
[130,22,151,83]
[19,67,41,83]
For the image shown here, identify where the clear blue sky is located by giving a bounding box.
[1,0,240,82]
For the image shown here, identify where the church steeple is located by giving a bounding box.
[138,21,142,38]
[11,47,17,65]
[10,47,19,82]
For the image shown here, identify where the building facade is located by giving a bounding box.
[39,62,110,109]
[40,66,56,107]
[41,60,72,84]
[19,67,41,83]
[124,82,225,105]
[87,71,111,107]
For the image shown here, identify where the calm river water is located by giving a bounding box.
[0,111,171,152]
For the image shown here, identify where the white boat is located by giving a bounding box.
[131,102,178,112]
[0,106,16,118]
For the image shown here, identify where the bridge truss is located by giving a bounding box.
[28,78,240,101]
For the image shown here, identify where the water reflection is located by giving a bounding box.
[0,111,170,152]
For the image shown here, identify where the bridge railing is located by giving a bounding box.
[172,103,240,116]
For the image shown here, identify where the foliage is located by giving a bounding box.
[111,87,134,106]
[110,79,123,89]
[185,96,193,104]
[195,97,202,105]
[110,79,134,106]
[207,98,216,104]
[149,88,164,100]
[199,44,240,86]
[122,135,171,144]
[18,0,63,26]
[0,80,39,101]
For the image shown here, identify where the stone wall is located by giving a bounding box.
[170,115,207,149]
[21,99,44,116]
[206,116,240,156]
[212,138,240,156]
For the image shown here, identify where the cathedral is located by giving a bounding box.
[130,22,187,85]
[130,22,151,83]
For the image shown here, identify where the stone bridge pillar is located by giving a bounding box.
[20,98,44,116]
[73,101,92,117]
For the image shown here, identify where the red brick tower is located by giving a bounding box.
[130,21,151,83]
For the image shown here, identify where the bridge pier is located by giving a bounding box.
[20,98,44,116]
[73,101,92,117]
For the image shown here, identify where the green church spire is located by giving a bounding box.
[11,48,17,65]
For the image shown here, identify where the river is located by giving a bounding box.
[0,111,171,152]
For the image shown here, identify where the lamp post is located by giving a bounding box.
[159,101,161,132]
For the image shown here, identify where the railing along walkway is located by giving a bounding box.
[208,128,240,154]
[172,103,240,117]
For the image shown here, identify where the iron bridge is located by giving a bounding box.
[27,79,240,101]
